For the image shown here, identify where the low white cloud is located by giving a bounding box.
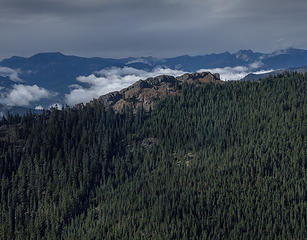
[252,70,276,75]
[35,105,44,110]
[126,58,151,65]
[0,84,53,106]
[0,67,23,82]
[65,65,276,106]
[49,103,62,109]
[249,61,263,69]
[65,67,186,105]
[197,66,274,80]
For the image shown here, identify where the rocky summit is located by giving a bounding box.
[91,72,221,112]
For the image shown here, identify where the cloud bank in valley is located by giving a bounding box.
[197,66,274,80]
[0,67,56,107]
[65,67,186,105]
[0,84,53,106]
[0,65,275,108]
[65,65,275,106]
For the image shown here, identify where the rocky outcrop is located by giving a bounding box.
[92,72,221,112]
[176,72,221,83]
[98,91,122,106]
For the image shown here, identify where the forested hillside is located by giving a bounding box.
[0,73,306,239]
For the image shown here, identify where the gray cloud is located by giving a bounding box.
[0,84,53,106]
[0,0,307,59]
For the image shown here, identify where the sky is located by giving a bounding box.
[0,0,307,59]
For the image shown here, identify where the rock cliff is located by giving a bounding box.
[92,72,221,112]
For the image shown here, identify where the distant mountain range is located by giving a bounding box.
[241,65,307,81]
[1,48,307,113]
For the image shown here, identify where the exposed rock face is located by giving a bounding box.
[176,72,221,83]
[98,91,122,106]
[92,72,221,112]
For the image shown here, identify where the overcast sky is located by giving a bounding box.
[1,0,307,59]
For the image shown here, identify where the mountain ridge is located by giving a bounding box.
[2,48,307,71]
[89,72,222,112]
[1,48,307,109]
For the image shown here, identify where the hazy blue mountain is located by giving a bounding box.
[1,48,307,109]
[261,48,307,69]
[162,52,239,70]
[242,65,307,81]
[161,48,307,70]
[0,104,42,118]
[0,76,13,89]
[0,52,137,93]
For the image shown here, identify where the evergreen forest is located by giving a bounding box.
[0,73,306,239]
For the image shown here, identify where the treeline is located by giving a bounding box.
[0,72,306,239]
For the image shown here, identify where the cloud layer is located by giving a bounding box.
[198,66,273,80]
[65,67,185,105]
[0,65,275,108]
[0,0,307,59]
[65,65,275,106]
[0,84,52,106]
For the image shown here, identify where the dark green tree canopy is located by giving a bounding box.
[0,73,306,239]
